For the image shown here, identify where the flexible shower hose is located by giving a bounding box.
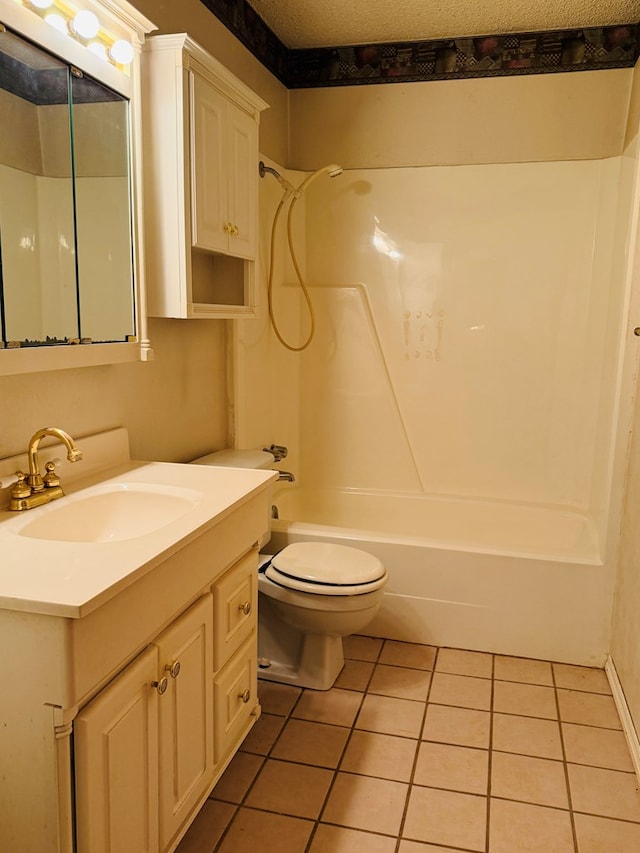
[267,189,316,352]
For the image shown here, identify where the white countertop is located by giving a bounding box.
[0,461,276,619]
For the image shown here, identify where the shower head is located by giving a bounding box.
[296,163,344,194]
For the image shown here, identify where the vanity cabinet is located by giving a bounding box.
[142,34,268,319]
[0,462,272,853]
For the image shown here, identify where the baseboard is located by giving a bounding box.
[605,655,640,782]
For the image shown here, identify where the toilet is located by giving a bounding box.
[191,448,388,690]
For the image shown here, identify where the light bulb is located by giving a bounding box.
[72,10,100,39]
[87,41,107,60]
[109,39,134,65]
[30,0,54,8]
[44,12,68,32]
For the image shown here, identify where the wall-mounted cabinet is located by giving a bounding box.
[142,34,268,319]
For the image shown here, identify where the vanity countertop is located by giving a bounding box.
[0,460,277,619]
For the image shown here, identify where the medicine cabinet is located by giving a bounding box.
[0,0,154,375]
[142,34,268,319]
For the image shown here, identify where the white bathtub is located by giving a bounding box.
[267,486,611,666]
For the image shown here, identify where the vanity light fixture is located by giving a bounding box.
[19,0,135,70]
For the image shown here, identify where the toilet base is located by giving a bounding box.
[257,624,344,691]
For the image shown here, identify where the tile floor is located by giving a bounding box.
[176,637,640,852]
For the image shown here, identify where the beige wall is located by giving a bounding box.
[130,0,289,164]
[610,62,640,735]
[290,69,632,169]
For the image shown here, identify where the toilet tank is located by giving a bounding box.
[191,449,275,470]
[190,449,275,547]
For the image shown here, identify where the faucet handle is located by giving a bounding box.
[10,472,31,500]
[43,461,61,489]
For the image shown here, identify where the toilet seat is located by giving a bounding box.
[266,542,387,596]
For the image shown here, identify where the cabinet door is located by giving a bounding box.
[154,594,214,851]
[190,71,228,253]
[227,102,258,260]
[213,633,258,762]
[74,646,159,853]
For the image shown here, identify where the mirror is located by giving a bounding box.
[0,25,134,348]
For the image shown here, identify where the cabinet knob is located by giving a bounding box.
[223,222,232,234]
[238,601,252,616]
[152,677,168,695]
[231,224,239,237]
[238,688,251,704]
[165,660,181,678]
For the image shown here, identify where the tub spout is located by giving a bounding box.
[277,470,296,482]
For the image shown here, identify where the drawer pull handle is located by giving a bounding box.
[165,660,181,678]
[152,677,168,695]
[239,688,251,704]
[238,601,252,616]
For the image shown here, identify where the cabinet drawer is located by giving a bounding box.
[212,550,257,671]
[213,634,257,761]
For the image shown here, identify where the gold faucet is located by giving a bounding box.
[9,427,83,511]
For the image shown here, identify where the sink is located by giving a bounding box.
[15,483,203,543]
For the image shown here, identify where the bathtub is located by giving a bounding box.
[266,486,612,666]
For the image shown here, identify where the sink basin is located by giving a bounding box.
[16,483,203,543]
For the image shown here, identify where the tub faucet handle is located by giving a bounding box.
[264,444,288,462]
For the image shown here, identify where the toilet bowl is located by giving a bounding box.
[191,449,388,690]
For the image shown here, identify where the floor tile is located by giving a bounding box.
[335,658,375,691]
[293,687,363,727]
[488,798,574,852]
[310,824,397,852]
[568,763,640,822]
[340,730,418,782]
[322,773,408,835]
[557,689,622,729]
[429,672,492,710]
[492,713,563,759]
[258,681,302,716]
[245,759,333,819]
[175,800,235,853]
[355,694,425,737]
[379,640,437,670]
[209,752,263,804]
[368,664,432,701]
[574,813,640,852]
[271,718,350,768]
[435,648,493,678]
[216,808,313,853]
[239,713,285,755]
[562,722,634,771]
[553,662,612,694]
[491,752,569,808]
[493,655,553,685]
[413,741,488,794]
[493,680,557,719]
[403,786,487,851]
[422,703,491,748]
[343,635,383,661]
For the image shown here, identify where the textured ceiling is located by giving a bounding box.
[249,0,640,48]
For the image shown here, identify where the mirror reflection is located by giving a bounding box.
[0,26,134,348]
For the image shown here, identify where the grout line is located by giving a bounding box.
[484,652,495,853]
[552,663,580,853]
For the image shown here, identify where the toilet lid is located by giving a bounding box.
[267,542,387,595]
